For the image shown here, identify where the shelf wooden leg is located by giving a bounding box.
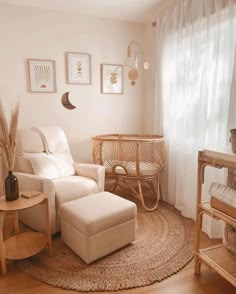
[0,213,7,274]
[194,157,204,275]
[194,210,203,274]
[44,199,52,256]
[13,211,20,234]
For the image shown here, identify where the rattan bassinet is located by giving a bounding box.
[92,134,166,211]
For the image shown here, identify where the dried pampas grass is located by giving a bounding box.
[0,100,19,171]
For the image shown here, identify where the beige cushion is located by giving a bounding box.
[60,192,137,236]
[54,176,98,207]
[105,160,161,176]
[27,153,75,179]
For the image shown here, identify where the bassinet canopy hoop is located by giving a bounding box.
[92,134,167,211]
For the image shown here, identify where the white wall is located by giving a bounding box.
[143,24,157,134]
[0,3,145,168]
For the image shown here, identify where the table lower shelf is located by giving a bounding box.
[4,231,48,260]
[197,244,236,287]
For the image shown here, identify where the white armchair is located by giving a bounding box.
[14,126,105,234]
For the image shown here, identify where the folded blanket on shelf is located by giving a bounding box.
[209,182,236,219]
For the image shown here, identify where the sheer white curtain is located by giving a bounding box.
[155,0,236,237]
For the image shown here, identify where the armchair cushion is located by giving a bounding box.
[27,153,75,179]
[53,176,98,207]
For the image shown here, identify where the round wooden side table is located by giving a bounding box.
[0,191,52,274]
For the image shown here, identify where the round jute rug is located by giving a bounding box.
[16,201,194,292]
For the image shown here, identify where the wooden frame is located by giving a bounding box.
[28,59,56,93]
[66,52,91,84]
[101,64,123,94]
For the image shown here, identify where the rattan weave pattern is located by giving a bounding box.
[92,134,167,211]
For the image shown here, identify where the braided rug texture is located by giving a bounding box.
[16,202,194,292]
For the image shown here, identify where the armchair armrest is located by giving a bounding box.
[73,163,105,192]
[14,172,57,233]
[14,172,55,200]
[15,172,56,213]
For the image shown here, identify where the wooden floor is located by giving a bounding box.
[0,235,235,294]
[0,189,235,293]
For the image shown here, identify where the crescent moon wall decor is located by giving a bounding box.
[61,92,76,110]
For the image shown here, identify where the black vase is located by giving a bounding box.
[5,171,19,201]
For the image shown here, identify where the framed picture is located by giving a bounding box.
[66,52,91,84]
[28,59,56,93]
[101,64,123,94]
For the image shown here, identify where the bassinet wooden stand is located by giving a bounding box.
[92,134,167,211]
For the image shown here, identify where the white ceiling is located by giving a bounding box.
[0,0,163,23]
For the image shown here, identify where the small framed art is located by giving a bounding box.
[28,59,57,93]
[101,64,123,94]
[66,52,91,84]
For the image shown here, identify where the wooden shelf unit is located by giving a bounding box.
[194,149,236,288]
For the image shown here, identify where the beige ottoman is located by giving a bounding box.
[59,192,137,264]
